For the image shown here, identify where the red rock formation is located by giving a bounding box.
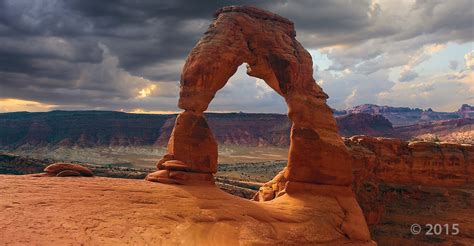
[149,6,371,243]
[346,135,474,187]
[154,6,352,186]
[337,113,393,137]
[44,163,93,177]
[346,135,474,227]
[0,175,377,245]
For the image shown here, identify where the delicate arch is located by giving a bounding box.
[147,6,352,187]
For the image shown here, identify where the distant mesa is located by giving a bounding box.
[337,113,393,137]
[0,103,472,149]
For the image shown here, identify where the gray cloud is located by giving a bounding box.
[399,69,419,82]
[0,0,472,112]
[449,60,459,70]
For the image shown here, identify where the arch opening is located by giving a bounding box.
[207,64,289,188]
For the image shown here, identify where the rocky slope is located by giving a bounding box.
[0,175,375,245]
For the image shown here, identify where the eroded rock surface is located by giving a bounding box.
[346,135,474,187]
[148,6,372,243]
[43,163,93,177]
[0,175,376,245]
[346,136,474,245]
[155,5,351,186]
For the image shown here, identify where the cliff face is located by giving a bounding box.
[337,113,393,137]
[346,136,474,245]
[0,111,171,148]
[154,113,291,147]
[346,135,474,187]
[0,110,472,149]
[0,111,293,148]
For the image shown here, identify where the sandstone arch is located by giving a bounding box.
[146,6,373,242]
[147,6,352,186]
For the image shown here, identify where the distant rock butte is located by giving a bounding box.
[337,113,393,137]
[335,103,469,127]
[149,6,372,243]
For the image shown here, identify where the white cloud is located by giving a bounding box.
[376,70,474,111]
[465,50,474,70]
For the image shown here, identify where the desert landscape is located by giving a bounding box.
[1,1,473,246]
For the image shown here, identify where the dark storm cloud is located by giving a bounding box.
[0,0,472,112]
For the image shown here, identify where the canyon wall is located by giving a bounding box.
[347,135,474,187]
[347,136,474,245]
[2,110,471,149]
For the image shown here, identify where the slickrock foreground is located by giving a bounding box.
[0,175,374,245]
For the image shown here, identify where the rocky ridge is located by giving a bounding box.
[1,105,472,149]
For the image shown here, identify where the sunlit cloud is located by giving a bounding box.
[0,98,56,112]
[129,108,178,114]
[137,84,157,98]
[464,50,474,70]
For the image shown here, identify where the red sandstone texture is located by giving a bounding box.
[155,5,351,186]
[346,136,474,245]
[28,163,95,177]
[346,135,474,187]
[0,175,375,245]
[252,136,474,244]
[44,163,94,177]
[147,6,372,244]
[346,135,473,226]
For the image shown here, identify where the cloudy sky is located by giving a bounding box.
[0,0,473,113]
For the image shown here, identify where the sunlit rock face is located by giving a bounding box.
[147,6,373,243]
[154,6,352,186]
